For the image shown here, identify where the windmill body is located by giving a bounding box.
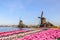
[18,19,24,28]
[38,11,46,27]
[38,11,54,28]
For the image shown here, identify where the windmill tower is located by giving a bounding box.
[38,11,46,27]
[18,17,24,28]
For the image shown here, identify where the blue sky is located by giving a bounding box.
[0,0,60,26]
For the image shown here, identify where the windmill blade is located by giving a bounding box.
[41,11,43,18]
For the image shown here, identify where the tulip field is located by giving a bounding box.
[0,29,34,40]
[0,30,27,37]
[15,28,60,40]
[0,28,42,40]
[0,28,60,40]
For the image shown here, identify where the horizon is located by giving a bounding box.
[0,0,60,26]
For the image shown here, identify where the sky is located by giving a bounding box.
[0,0,60,26]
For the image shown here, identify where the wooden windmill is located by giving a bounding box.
[18,17,24,28]
[38,11,46,27]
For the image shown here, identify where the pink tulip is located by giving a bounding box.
[0,30,30,37]
[15,28,60,40]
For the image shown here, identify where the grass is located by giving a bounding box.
[17,36,21,38]
[58,38,60,40]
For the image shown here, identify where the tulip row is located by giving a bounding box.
[0,29,34,40]
[16,28,60,40]
[0,30,30,37]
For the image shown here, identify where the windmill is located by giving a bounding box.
[18,17,24,28]
[38,11,46,27]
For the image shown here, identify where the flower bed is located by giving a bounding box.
[0,30,30,37]
[0,28,35,40]
[15,28,60,40]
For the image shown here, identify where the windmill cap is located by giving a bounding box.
[41,17,46,19]
[20,20,22,22]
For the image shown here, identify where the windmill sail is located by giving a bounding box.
[41,11,43,18]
